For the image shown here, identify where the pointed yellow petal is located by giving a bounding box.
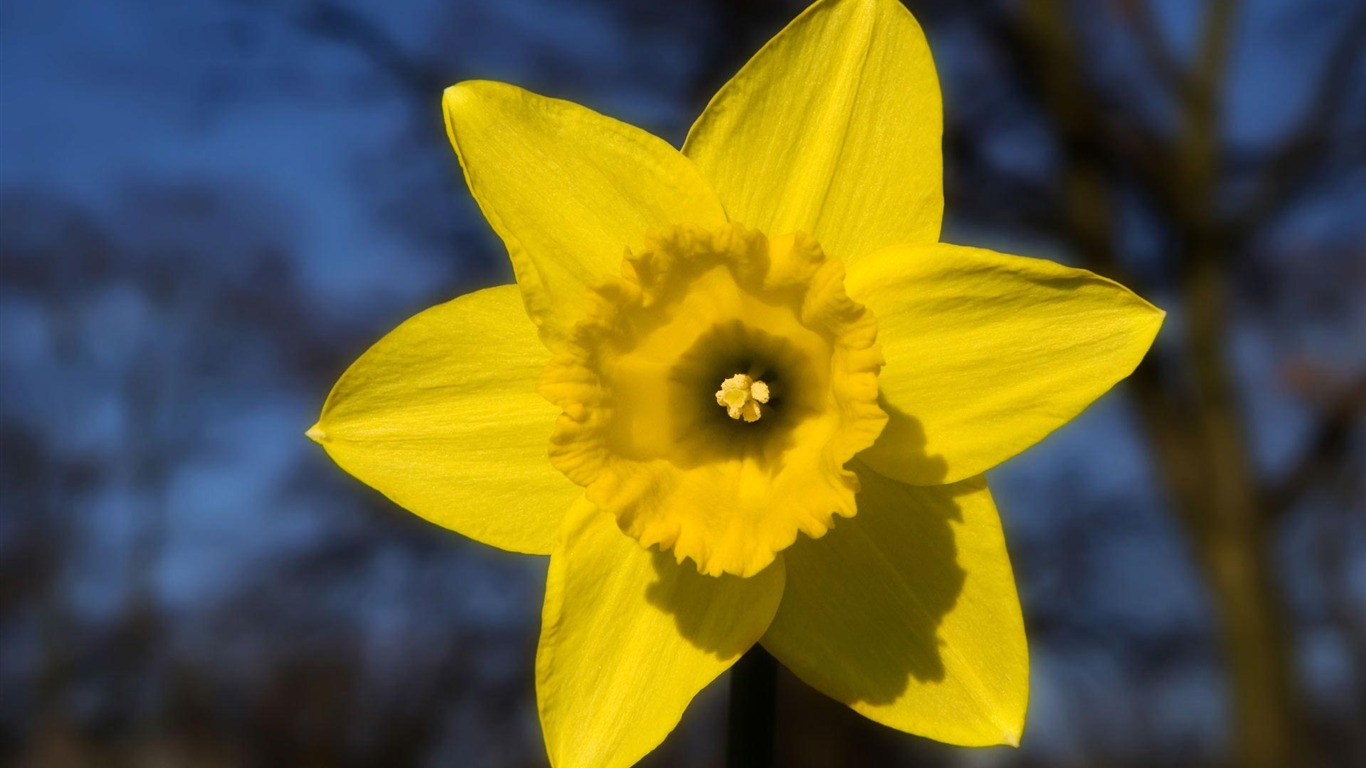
[312,285,577,554]
[445,81,728,349]
[762,465,1027,746]
[683,0,942,265]
[847,243,1164,485]
[537,499,784,768]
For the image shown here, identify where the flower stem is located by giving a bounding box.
[726,645,777,768]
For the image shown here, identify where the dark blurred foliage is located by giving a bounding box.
[1,0,1362,767]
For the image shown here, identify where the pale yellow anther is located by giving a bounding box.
[715,373,771,422]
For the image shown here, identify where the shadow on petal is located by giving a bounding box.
[760,404,966,700]
[758,406,1027,744]
[643,548,785,662]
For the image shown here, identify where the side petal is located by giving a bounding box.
[683,0,943,265]
[537,499,784,768]
[847,243,1164,485]
[762,465,1027,746]
[445,81,728,349]
[309,285,576,555]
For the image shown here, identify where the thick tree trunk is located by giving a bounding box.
[1199,505,1298,768]
[1023,4,1304,759]
[1178,254,1302,768]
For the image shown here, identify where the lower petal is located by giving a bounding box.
[537,499,785,768]
[761,463,1027,746]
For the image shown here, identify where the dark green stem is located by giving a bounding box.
[726,645,777,768]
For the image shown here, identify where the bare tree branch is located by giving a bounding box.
[1114,0,1187,97]
[1227,5,1366,241]
[941,112,1068,238]
[294,1,447,98]
[964,3,1182,226]
[1265,375,1366,520]
[1165,0,1238,249]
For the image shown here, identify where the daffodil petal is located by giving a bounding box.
[444,81,728,349]
[848,243,1164,485]
[309,285,576,555]
[683,0,942,265]
[762,465,1027,746]
[538,499,784,768]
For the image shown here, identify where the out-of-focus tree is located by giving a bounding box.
[0,183,544,766]
[703,2,1363,767]
[923,4,1364,767]
[1,184,312,762]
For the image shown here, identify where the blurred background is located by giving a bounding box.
[1,0,1363,766]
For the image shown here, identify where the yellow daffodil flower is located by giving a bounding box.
[307,0,1163,765]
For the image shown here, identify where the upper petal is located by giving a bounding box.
[761,464,1027,746]
[847,243,1164,485]
[683,0,943,266]
[537,499,784,768]
[309,285,577,554]
[445,81,728,349]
